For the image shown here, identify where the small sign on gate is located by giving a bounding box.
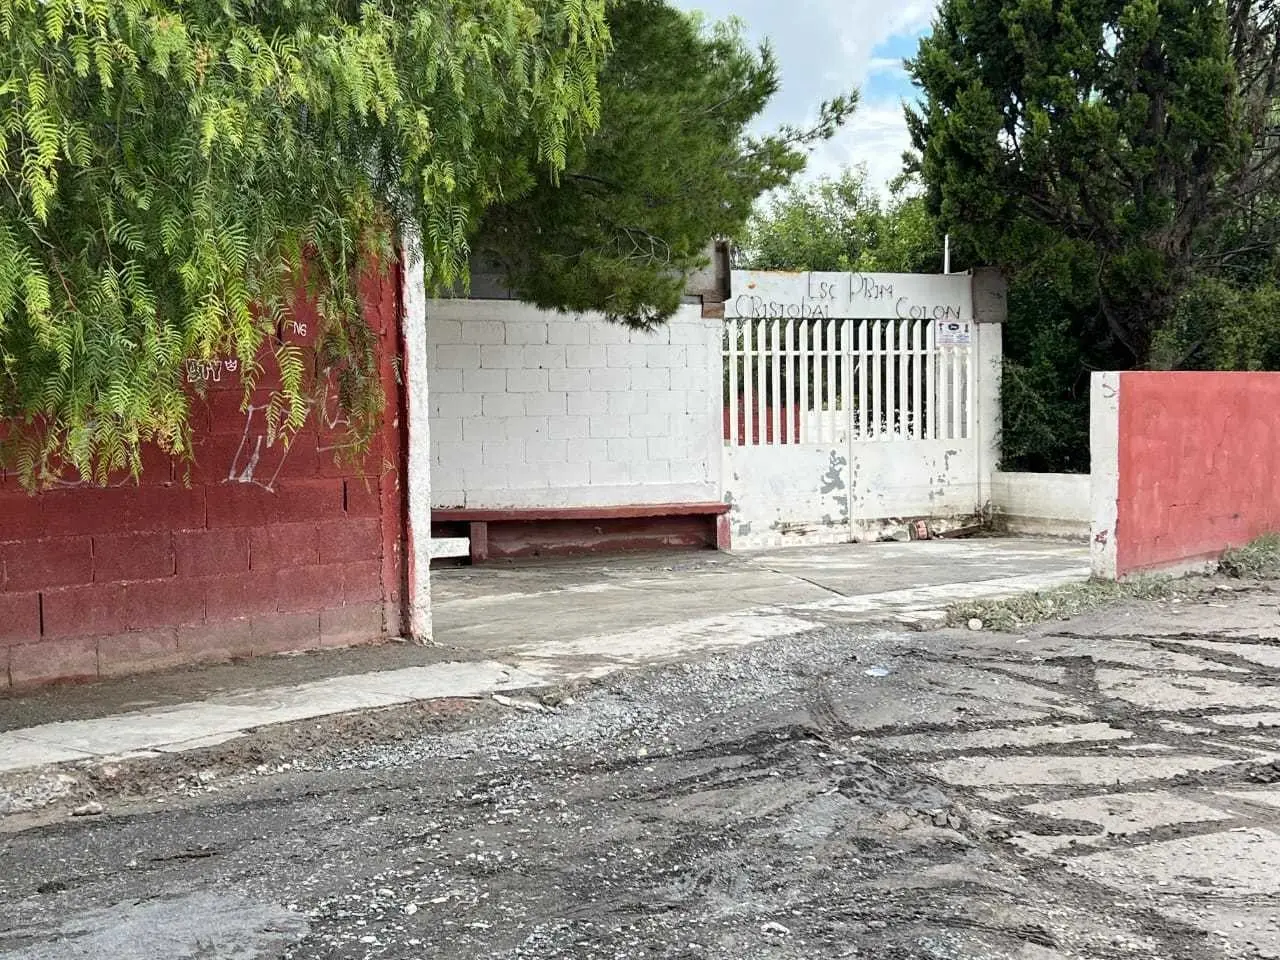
[936,320,971,346]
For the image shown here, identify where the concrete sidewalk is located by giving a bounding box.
[0,539,1088,776]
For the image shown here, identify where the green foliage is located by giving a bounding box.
[739,171,943,274]
[946,577,1181,631]
[475,0,855,326]
[1220,533,1280,579]
[906,0,1279,470]
[907,0,1269,364]
[0,0,609,486]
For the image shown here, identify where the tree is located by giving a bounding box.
[907,0,1279,366]
[737,170,943,274]
[474,0,855,326]
[0,0,608,486]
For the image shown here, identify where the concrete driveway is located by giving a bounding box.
[432,538,1090,665]
[5,570,1280,959]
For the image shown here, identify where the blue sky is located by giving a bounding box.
[672,0,935,194]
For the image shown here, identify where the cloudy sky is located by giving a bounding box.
[672,0,937,194]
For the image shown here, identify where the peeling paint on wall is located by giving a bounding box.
[819,451,848,495]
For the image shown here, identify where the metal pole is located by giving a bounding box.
[944,234,951,274]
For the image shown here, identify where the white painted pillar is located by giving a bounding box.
[401,228,433,641]
[971,268,1005,512]
[1090,371,1121,580]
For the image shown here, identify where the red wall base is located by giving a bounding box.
[0,271,406,689]
[431,503,731,563]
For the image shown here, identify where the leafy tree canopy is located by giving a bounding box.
[0,0,608,486]
[738,170,942,274]
[476,0,855,326]
[907,0,1279,365]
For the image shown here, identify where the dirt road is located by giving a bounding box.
[4,584,1280,959]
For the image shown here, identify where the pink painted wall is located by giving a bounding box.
[1115,372,1280,575]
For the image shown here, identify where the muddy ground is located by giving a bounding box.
[4,584,1280,959]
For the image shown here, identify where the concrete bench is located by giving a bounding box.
[431,502,732,564]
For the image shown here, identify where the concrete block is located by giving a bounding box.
[434,344,481,369]
[568,392,609,416]
[434,440,485,471]
[670,321,715,345]
[549,368,592,392]
[177,618,254,662]
[592,368,630,392]
[466,463,507,490]
[249,523,320,570]
[607,438,648,463]
[547,461,591,486]
[608,391,648,416]
[431,463,464,497]
[252,610,322,655]
[525,439,569,463]
[589,415,630,439]
[670,459,708,484]
[99,629,184,677]
[631,367,671,391]
[647,390,688,415]
[629,413,671,438]
[524,345,567,369]
[432,419,463,445]
[591,460,631,484]
[462,319,507,345]
[483,440,525,466]
[565,345,608,369]
[548,416,591,440]
[342,559,383,604]
[5,537,92,592]
[670,365,706,390]
[505,321,549,345]
[0,592,40,646]
[10,637,99,685]
[647,345,686,369]
[175,528,249,577]
[463,367,508,393]
[568,439,609,463]
[320,604,385,648]
[506,369,549,393]
[433,391,482,420]
[683,343,709,370]
[432,488,465,508]
[430,368,463,393]
[523,392,568,416]
[480,345,525,368]
[463,416,507,442]
[317,519,381,564]
[429,319,464,344]
[503,462,550,488]
[647,436,679,461]
[607,344,647,368]
[548,320,591,345]
[481,393,526,418]
[506,416,549,440]
[590,322,631,345]
[632,459,672,484]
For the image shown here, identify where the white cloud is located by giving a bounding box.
[825,0,935,83]
[806,99,916,195]
[866,56,908,76]
[674,0,937,194]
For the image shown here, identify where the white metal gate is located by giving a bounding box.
[721,270,997,549]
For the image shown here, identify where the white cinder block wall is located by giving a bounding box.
[428,299,723,509]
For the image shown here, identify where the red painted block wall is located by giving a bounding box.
[0,270,407,688]
[1115,372,1280,576]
